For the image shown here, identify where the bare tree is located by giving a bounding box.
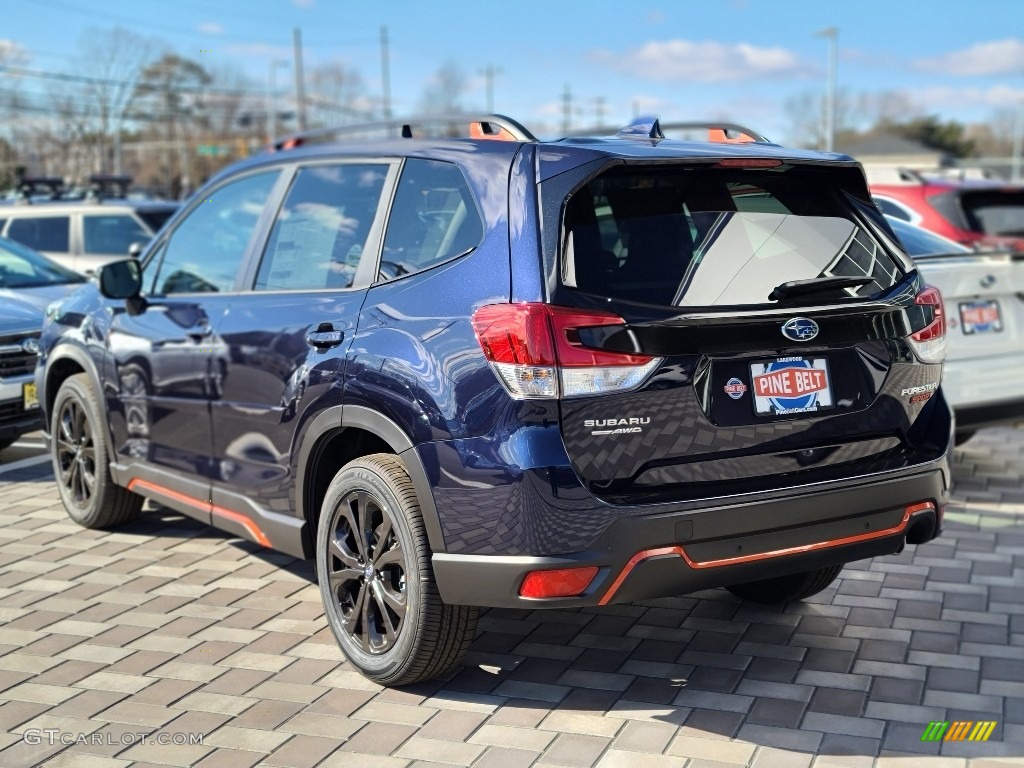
[73,27,157,174]
[309,61,368,126]
[133,53,212,198]
[418,60,467,115]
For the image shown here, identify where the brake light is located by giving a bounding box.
[713,158,782,168]
[908,285,946,363]
[471,303,661,399]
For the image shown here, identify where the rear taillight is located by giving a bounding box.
[908,285,946,364]
[471,303,661,399]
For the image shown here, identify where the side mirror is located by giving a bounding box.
[99,259,147,315]
[128,241,145,259]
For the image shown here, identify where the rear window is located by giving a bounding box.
[562,167,909,307]
[960,190,1024,237]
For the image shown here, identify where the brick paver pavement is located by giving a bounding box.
[0,427,1022,767]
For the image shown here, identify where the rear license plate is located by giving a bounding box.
[23,382,38,410]
[959,300,1002,334]
[750,357,834,417]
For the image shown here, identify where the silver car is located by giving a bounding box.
[0,200,178,276]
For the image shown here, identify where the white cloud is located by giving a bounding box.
[0,39,29,65]
[914,39,1024,76]
[909,84,1024,109]
[198,22,223,35]
[591,39,807,83]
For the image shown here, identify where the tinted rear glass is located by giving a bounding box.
[562,167,907,307]
[960,190,1024,236]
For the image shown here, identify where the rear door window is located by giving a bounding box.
[378,159,483,281]
[255,163,389,291]
[562,167,907,307]
[6,216,70,253]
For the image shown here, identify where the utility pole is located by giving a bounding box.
[1012,96,1024,183]
[816,27,838,152]
[561,83,572,135]
[380,26,392,124]
[480,65,502,113]
[293,28,307,131]
[594,97,606,128]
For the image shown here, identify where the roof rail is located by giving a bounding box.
[658,122,771,144]
[273,113,537,151]
[576,119,771,145]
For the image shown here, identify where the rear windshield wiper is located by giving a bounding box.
[769,276,874,302]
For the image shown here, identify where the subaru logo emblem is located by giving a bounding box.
[21,338,40,355]
[781,317,819,342]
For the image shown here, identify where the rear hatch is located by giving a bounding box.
[540,158,947,504]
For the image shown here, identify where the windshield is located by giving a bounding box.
[886,216,969,256]
[960,190,1024,237]
[0,236,84,288]
[562,167,908,307]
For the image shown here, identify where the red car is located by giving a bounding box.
[871,176,1024,253]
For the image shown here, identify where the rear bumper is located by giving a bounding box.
[943,357,1024,432]
[953,398,1024,435]
[433,458,949,608]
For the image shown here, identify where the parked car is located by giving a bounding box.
[886,215,1024,442]
[37,114,952,685]
[872,173,1024,253]
[0,236,85,452]
[0,176,179,275]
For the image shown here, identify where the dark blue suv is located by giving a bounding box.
[37,116,952,685]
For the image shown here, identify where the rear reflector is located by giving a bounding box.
[908,285,946,363]
[519,566,599,598]
[472,303,661,399]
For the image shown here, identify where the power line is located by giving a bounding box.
[0,65,265,96]
[32,0,375,48]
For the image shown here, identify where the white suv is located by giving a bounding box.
[0,200,178,275]
[888,216,1024,441]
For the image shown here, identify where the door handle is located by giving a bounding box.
[306,325,345,349]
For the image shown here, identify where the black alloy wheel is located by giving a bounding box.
[325,488,408,654]
[316,454,477,685]
[51,374,142,529]
[55,395,97,507]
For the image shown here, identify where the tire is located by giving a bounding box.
[316,453,477,686]
[725,564,843,604]
[51,374,143,529]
